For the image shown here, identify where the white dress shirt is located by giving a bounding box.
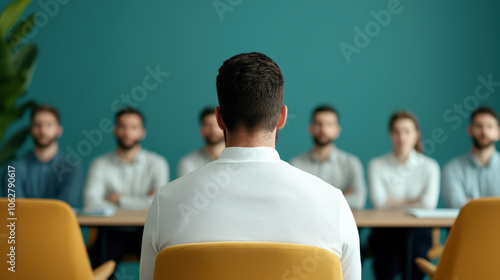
[140,147,361,280]
[368,150,440,209]
[291,148,367,210]
[84,147,169,209]
[177,148,212,178]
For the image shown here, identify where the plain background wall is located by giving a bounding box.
[1,0,499,201]
[2,0,499,279]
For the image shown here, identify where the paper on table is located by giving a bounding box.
[408,208,460,218]
[73,207,116,216]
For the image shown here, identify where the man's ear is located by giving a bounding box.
[58,125,64,138]
[276,105,288,130]
[215,106,226,131]
[142,129,147,140]
[466,125,472,137]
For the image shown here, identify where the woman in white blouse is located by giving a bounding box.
[368,111,440,280]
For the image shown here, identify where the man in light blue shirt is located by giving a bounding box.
[1,105,83,207]
[443,106,500,208]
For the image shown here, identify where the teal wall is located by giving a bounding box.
[3,0,500,198]
[2,0,500,279]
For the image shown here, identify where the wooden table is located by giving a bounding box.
[78,209,456,280]
[353,210,455,228]
[78,210,148,226]
[77,209,456,228]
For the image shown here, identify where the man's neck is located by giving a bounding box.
[224,130,277,148]
[472,145,496,167]
[33,142,58,163]
[117,145,141,163]
[205,142,225,160]
[313,143,334,162]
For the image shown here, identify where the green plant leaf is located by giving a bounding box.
[0,114,17,141]
[0,40,15,81]
[0,78,24,111]
[12,43,37,84]
[12,99,37,119]
[0,127,30,166]
[0,99,36,141]
[6,14,35,50]
[0,0,32,38]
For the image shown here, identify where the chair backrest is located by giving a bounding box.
[153,242,343,280]
[434,197,500,280]
[0,198,94,280]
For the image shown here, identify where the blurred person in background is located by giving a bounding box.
[368,111,440,280]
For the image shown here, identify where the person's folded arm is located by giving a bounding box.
[84,161,114,209]
[120,157,169,209]
[344,157,367,210]
[119,195,155,209]
[368,161,388,209]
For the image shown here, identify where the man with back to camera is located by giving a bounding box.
[443,106,500,208]
[177,107,225,177]
[140,52,361,279]
[1,104,83,207]
[291,105,367,210]
[84,107,169,271]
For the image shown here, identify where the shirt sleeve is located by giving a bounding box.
[338,194,362,280]
[442,163,467,208]
[83,160,114,209]
[119,157,169,209]
[177,157,189,178]
[416,160,440,209]
[55,163,84,208]
[140,193,160,280]
[368,160,387,209]
[345,157,367,210]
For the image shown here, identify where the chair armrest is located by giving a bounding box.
[415,257,436,278]
[93,260,116,280]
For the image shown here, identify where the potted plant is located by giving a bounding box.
[0,0,38,166]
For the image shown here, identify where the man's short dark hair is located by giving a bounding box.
[216,52,284,132]
[470,106,498,124]
[31,104,60,124]
[115,107,145,126]
[311,105,339,122]
[199,107,215,123]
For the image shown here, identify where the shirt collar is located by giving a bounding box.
[29,149,63,165]
[390,149,419,165]
[112,146,145,164]
[218,147,281,162]
[468,149,500,168]
[309,147,338,163]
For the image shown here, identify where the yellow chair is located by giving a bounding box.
[153,242,342,280]
[0,198,115,280]
[415,197,500,279]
